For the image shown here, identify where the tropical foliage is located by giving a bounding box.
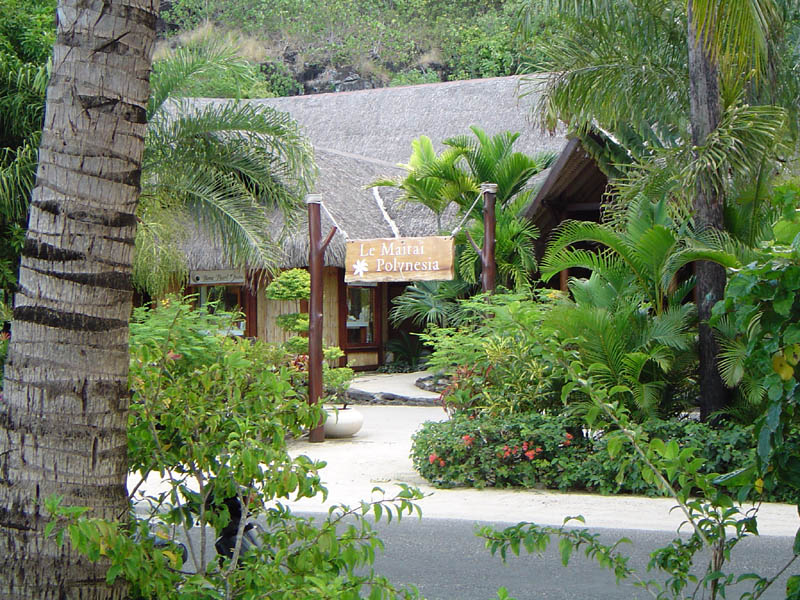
[0,8,317,299]
[389,280,473,328]
[137,41,315,296]
[47,297,423,599]
[378,127,555,310]
[0,0,54,295]
[540,196,740,315]
[411,410,798,500]
[518,0,799,417]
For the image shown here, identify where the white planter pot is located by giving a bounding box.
[323,406,364,438]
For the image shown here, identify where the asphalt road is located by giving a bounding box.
[364,516,795,600]
[175,510,794,599]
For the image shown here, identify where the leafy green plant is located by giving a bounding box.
[47,296,424,599]
[711,244,800,499]
[477,357,800,600]
[324,366,355,404]
[284,334,309,355]
[275,311,308,333]
[388,69,440,87]
[260,61,304,97]
[265,268,311,300]
[385,331,427,370]
[420,292,568,416]
[389,280,473,328]
[410,411,795,501]
[411,411,589,490]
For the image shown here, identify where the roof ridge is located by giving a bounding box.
[372,186,401,238]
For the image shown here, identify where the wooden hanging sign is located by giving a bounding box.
[345,236,455,283]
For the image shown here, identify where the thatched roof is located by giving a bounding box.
[182,75,568,271]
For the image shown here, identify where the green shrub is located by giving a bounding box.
[266,268,310,300]
[711,243,800,499]
[261,61,304,96]
[389,69,440,87]
[284,335,309,355]
[411,412,589,489]
[421,292,569,416]
[275,311,308,332]
[411,412,800,502]
[49,295,423,599]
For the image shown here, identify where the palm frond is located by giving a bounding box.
[132,203,190,296]
[0,132,38,220]
[389,280,471,327]
[648,305,696,351]
[683,101,789,199]
[690,0,780,78]
[148,39,260,119]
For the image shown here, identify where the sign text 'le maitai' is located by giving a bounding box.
[344,236,455,283]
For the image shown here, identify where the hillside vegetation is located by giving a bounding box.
[158,0,556,95]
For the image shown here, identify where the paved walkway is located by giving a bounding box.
[280,373,799,536]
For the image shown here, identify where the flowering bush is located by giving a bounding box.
[411,412,800,501]
[411,412,589,489]
[420,292,571,416]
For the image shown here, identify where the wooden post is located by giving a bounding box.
[307,194,336,443]
[481,183,497,293]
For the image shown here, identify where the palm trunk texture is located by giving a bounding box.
[687,0,731,421]
[0,1,157,597]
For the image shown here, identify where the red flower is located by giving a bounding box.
[439,459,446,467]
[565,432,574,440]
[428,453,438,464]
[525,446,543,460]
[166,350,182,361]
[522,441,529,451]
[462,434,475,447]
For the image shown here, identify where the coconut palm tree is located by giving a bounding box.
[519,0,797,419]
[0,0,157,597]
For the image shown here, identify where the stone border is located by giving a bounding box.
[345,388,440,406]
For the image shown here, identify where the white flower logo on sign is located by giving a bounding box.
[352,259,369,278]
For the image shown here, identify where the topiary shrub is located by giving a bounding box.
[265,268,310,300]
[275,312,309,333]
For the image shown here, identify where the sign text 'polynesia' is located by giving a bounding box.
[344,236,455,283]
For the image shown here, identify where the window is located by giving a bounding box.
[197,285,245,335]
[345,285,375,346]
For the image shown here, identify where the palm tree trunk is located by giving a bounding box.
[687,0,730,421]
[0,1,157,598]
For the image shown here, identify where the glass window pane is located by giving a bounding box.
[346,286,374,345]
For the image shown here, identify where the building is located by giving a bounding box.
[182,75,572,368]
